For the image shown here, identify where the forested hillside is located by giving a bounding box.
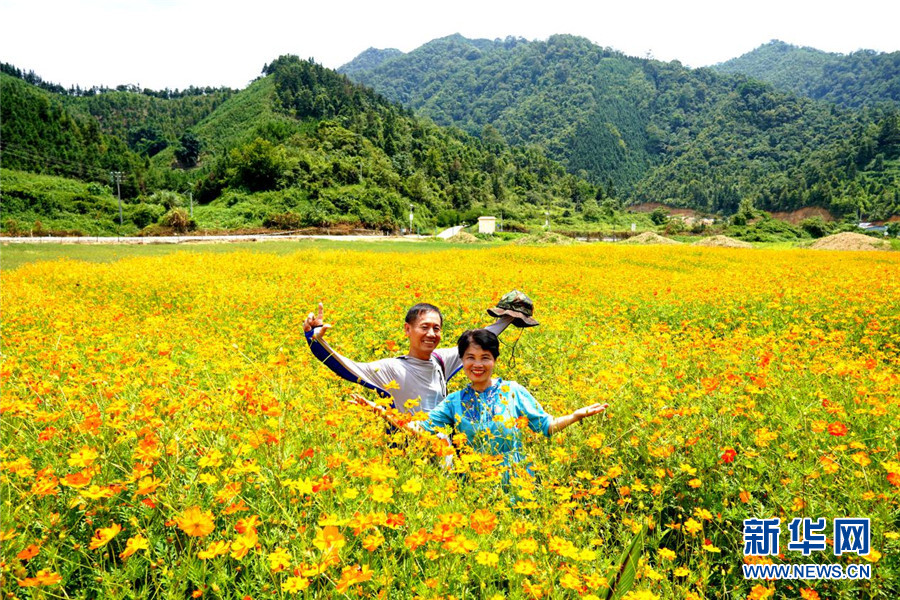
[1,57,603,235]
[713,41,900,109]
[341,35,900,218]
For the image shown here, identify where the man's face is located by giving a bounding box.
[404,310,442,359]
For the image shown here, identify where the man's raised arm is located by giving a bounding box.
[303,302,395,399]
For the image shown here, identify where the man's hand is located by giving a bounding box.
[303,302,331,338]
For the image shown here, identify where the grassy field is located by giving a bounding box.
[0,239,498,271]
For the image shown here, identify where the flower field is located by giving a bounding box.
[1,244,898,599]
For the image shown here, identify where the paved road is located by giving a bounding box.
[435,225,466,239]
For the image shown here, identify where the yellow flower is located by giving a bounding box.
[282,576,310,594]
[684,518,703,535]
[119,535,149,559]
[268,547,291,572]
[230,530,258,560]
[197,540,230,560]
[476,551,499,566]
[369,484,394,503]
[81,485,114,500]
[198,473,219,485]
[559,572,581,589]
[673,567,690,577]
[67,447,99,468]
[89,523,121,550]
[401,478,423,494]
[134,476,163,496]
[862,549,881,563]
[514,559,536,575]
[658,548,676,560]
[313,526,346,552]
[362,530,385,551]
[176,506,215,537]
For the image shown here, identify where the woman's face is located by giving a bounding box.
[462,342,495,390]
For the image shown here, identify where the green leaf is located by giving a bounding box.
[602,524,646,600]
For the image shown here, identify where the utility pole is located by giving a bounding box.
[409,204,414,236]
[188,191,194,219]
[110,171,124,231]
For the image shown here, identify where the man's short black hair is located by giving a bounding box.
[457,329,500,359]
[405,303,443,326]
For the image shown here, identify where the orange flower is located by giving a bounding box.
[17,569,63,587]
[235,515,261,534]
[335,564,372,593]
[469,509,497,534]
[17,544,40,560]
[61,470,92,488]
[405,528,429,551]
[827,422,848,437]
[362,530,385,551]
[176,506,215,537]
[721,447,737,463]
[89,523,122,550]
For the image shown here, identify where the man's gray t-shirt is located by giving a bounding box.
[309,319,508,413]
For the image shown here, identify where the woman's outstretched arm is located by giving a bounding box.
[548,403,608,435]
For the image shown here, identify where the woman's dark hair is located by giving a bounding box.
[405,303,443,326]
[457,329,500,359]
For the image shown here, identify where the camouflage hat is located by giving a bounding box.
[487,290,539,327]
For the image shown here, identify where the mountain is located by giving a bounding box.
[340,34,900,218]
[1,56,602,235]
[713,40,900,109]
[338,48,405,76]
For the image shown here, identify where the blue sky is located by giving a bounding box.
[1,0,897,90]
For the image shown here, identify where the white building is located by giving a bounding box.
[478,216,496,234]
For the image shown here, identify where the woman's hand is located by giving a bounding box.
[573,403,608,422]
[549,403,608,435]
[348,393,381,412]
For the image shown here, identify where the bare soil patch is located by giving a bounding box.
[446,231,482,243]
[513,232,577,245]
[691,235,753,248]
[810,232,890,251]
[621,232,682,245]
[769,207,835,224]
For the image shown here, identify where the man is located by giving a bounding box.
[303,291,538,414]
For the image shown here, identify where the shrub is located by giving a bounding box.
[161,208,196,233]
[263,212,303,230]
[799,216,831,238]
[650,208,668,225]
[130,203,166,229]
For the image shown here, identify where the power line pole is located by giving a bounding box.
[110,171,124,230]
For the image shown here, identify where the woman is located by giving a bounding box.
[354,328,607,472]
